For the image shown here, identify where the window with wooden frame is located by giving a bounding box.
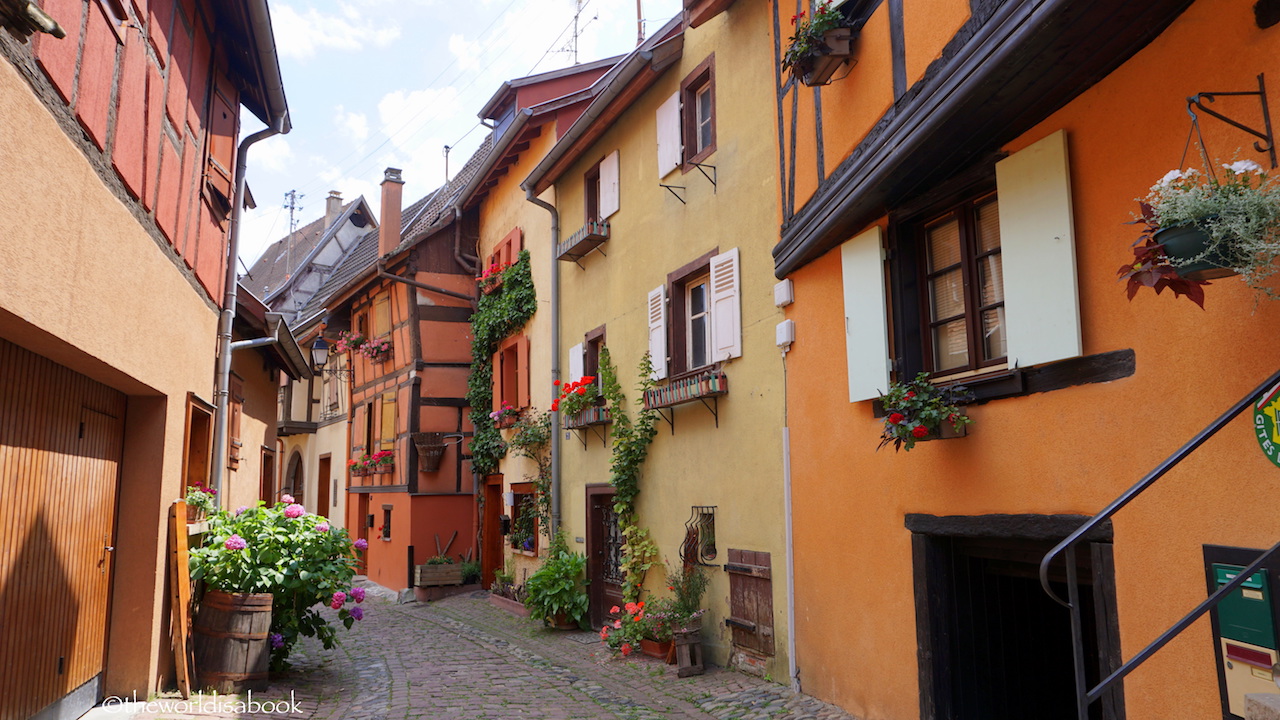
[485,227,524,271]
[205,82,238,214]
[493,334,531,413]
[681,55,716,168]
[919,193,1006,376]
[585,163,601,222]
[509,482,539,554]
[649,248,741,379]
[183,394,214,492]
[568,326,607,400]
[381,505,392,541]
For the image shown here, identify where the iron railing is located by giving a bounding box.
[1040,366,1280,719]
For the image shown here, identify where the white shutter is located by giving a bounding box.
[841,226,890,402]
[996,129,1081,368]
[709,248,742,361]
[599,150,620,219]
[567,343,584,383]
[656,92,681,178]
[647,285,668,380]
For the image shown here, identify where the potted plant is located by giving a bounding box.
[184,483,218,523]
[523,532,589,629]
[878,372,973,451]
[335,329,367,355]
[663,562,709,676]
[348,454,371,476]
[489,560,530,616]
[189,500,366,687]
[782,1,855,87]
[599,600,653,658]
[477,260,512,294]
[551,376,603,425]
[361,336,392,363]
[370,449,395,475]
[490,400,522,429]
[415,554,464,587]
[1120,159,1280,305]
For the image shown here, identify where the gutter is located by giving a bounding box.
[210,0,291,496]
[523,188,561,533]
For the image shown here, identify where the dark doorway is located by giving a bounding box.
[910,515,1125,720]
[317,454,332,518]
[481,476,503,588]
[586,485,625,628]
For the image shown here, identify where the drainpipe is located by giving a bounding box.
[524,188,561,533]
[782,351,799,692]
[453,202,478,275]
[210,122,286,495]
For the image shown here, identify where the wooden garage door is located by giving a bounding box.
[0,339,125,720]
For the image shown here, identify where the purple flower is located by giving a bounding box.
[350,606,364,621]
[281,494,295,504]
[315,522,331,533]
[284,503,305,519]
[330,590,347,610]
[269,633,284,649]
[351,587,366,603]
[235,506,248,515]
[224,534,247,551]
[354,538,368,551]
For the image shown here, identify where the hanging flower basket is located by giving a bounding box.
[413,432,447,473]
[1153,222,1237,281]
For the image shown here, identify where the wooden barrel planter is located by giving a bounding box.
[192,590,273,693]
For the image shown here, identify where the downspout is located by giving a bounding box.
[782,350,799,692]
[524,188,561,533]
[210,122,285,495]
[453,202,478,274]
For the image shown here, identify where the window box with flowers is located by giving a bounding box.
[477,260,513,294]
[370,450,395,475]
[348,455,371,476]
[782,2,856,87]
[490,401,522,429]
[878,372,973,451]
[552,376,609,427]
[362,337,392,364]
[185,483,218,523]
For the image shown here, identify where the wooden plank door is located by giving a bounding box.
[727,549,776,658]
[586,487,625,628]
[0,339,125,720]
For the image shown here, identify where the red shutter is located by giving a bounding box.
[492,351,503,412]
[517,335,530,409]
[206,89,236,201]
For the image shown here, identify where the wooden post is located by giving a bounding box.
[169,501,194,698]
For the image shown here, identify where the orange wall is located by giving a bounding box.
[785,1,1280,718]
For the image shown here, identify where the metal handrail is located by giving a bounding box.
[1039,366,1280,720]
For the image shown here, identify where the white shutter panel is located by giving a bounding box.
[656,92,681,178]
[647,285,668,380]
[842,226,891,402]
[567,343,584,383]
[599,150,620,219]
[709,248,742,361]
[996,129,1081,368]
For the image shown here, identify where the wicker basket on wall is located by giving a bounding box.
[413,432,447,472]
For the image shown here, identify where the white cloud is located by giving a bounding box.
[272,3,401,61]
[250,135,294,173]
[333,105,370,142]
[448,34,483,72]
[377,87,463,140]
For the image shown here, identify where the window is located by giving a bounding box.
[583,326,606,380]
[485,227,523,270]
[381,505,392,541]
[920,194,1005,376]
[650,248,741,379]
[585,164,601,222]
[509,482,538,553]
[206,85,237,205]
[493,334,530,412]
[681,55,716,167]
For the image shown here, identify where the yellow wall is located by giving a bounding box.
[552,2,790,677]
[0,57,219,696]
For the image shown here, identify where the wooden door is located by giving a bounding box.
[586,487,625,628]
[727,549,776,657]
[317,455,332,518]
[0,339,125,720]
[481,477,503,588]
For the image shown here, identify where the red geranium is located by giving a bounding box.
[911,425,929,438]
[888,412,905,424]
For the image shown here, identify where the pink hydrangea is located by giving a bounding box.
[284,503,305,518]
[281,494,295,503]
[224,534,247,551]
[354,538,368,551]
[315,522,331,533]
[330,591,347,610]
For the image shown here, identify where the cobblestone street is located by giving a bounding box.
[113,591,854,720]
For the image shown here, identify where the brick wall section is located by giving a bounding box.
[1,0,248,307]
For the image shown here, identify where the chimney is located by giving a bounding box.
[379,168,404,257]
[325,190,342,228]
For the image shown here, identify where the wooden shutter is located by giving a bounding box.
[206,89,236,201]
[492,350,504,412]
[380,392,396,450]
[228,375,244,469]
[568,342,584,383]
[656,92,682,177]
[351,403,366,454]
[647,285,668,380]
[516,335,531,409]
[709,248,742,361]
[841,226,891,402]
[599,150,620,219]
[373,294,391,338]
[996,129,1081,368]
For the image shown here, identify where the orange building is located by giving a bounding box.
[771,0,1280,718]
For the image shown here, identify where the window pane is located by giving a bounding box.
[976,199,1000,253]
[979,252,1004,307]
[690,282,706,315]
[933,319,969,371]
[930,269,965,321]
[699,118,712,153]
[982,307,1007,360]
[697,86,711,151]
[927,217,961,272]
[691,315,707,368]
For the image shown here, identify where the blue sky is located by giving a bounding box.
[237,0,685,268]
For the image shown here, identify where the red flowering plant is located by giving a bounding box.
[782,0,846,71]
[476,260,513,293]
[370,450,394,468]
[599,600,651,656]
[551,376,599,417]
[877,372,973,451]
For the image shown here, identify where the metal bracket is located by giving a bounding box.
[698,396,720,427]
[655,407,675,433]
[660,184,687,204]
[1187,73,1277,169]
[689,162,717,192]
[569,424,608,449]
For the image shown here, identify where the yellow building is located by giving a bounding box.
[523,4,790,678]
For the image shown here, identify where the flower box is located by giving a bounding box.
[564,407,611,429]
[479,276,504,294]
[373,463,395,475]
[414,564,464,587]
[643,371,728,410]
[489,593,530,617]
[916,422,968,442]
[640,638,674,662]
[557,220,610,262]
[795,28,856,86]
[496,414,519,429]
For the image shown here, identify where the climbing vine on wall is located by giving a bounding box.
[467,249,537,476]
[508,410,552,532]
[598,348,660,601]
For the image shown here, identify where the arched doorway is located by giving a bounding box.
[283,451,304,506]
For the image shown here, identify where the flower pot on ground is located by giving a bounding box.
[415,555,464,587]
[523,532,588,629]
[640,637,674,660]
[877,372,973,452]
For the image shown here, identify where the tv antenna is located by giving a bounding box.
[283,189,304,278]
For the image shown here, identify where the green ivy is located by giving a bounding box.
[509,410,553,531]
[598,348,660,601]
[467,250,537,475]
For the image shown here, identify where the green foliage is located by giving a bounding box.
[509,410,552,531]
[523,532,589,626]
[461,560,482,584]
[424,554,454,565]
[619,526,659,603]
[600,599,661,653]
[878,372,972,452]
[511,496,538,551]
[782,1,845,69]
[184,484,218,514]
[665,561,710,623]
[189,501,363,670]
[466,250,537,474]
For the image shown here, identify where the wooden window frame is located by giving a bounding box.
[585,162,602,223]
[372,292,392,340]
[381,505,393,541]
[681,54,716,170]
[584,326,607,405]
[666,249,718,378]
[182,393,215,493]
[509,482,539,554]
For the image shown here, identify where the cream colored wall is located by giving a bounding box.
[478,128,557,578]
[226,357,278,513]
[276,358,348,526]
[0,59,219,695]
[553,3,789,676]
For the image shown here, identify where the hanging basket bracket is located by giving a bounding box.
[1186,73,1277,169]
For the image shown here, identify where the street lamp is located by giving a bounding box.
[310,336,352,380]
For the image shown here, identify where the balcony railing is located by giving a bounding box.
[557,220,610,262]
